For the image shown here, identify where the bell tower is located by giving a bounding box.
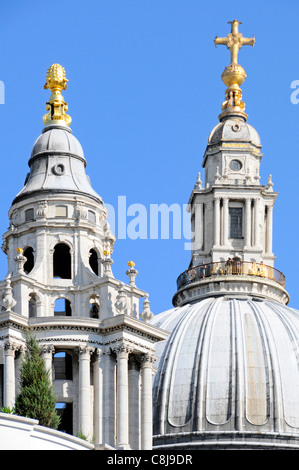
[174,21,288,307]
[0,64,168,449]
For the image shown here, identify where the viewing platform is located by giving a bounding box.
[177,260,286,291]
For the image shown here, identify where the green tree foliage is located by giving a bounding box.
[14,334,60,429]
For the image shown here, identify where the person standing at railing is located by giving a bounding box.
[258,261,265,277]
[200,261,206,278]
[189,265,196,281]
[225,258,232,275]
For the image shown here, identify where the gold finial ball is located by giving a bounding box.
[221,64,247,87]
[16,247,23,254]
[103,250,110,256]
[44,63,68,91]
[128,261,135,267]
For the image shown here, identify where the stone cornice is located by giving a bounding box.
[12,188,103,207]
[0,273,147,299]
[0,312,169,344]
[0,311,29,330]
[173,275,289,307]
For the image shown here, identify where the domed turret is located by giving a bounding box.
[13,64,101,205]
[0,64,167,448]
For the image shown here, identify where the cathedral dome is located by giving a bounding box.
[208,118,261,148]
[151,297,299,449]
[150,20,298,450]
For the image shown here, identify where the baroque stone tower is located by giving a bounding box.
[0,64,167,449]
[175,19,288,307]
[151,21,299,450]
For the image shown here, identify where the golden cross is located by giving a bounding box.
[214,20,255,65]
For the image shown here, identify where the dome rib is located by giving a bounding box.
[233,299,247,429]
[242,300,270,427]
[168,300,213,429]
[205,298,233,426]
[191,299,218,431]
[153,304,191,435]
[261,301,299,429]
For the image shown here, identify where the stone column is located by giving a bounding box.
[266,204,273,254]
[254,198,260,248]
[245,198,252,247]
[4,341,17,409]
[42,345,54,383]
[214,197,220,247]
[116,344,131,450]
[77,345,93,439]
[222,197,229,246]
[102,348,116,446]
[93,348,103,445]
[141,353,155,450]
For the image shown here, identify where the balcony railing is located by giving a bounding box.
[176,260,285,291]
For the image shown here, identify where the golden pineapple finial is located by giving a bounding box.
[43,64,71,127]
[214,20,255,121]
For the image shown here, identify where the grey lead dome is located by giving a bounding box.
[208,118,261,147]
[13,124,102,204]
[31,124,85,161]
[151,297,299,449]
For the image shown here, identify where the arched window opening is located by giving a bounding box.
[90,302,99,318]
[54,298,72,316]
[54,352,73,380]
[24,247,34,274]
[90,303,99,318]
[89,249,98,275]
[53,243,71,279]
[89,295,100,319]
[28,293,37,318]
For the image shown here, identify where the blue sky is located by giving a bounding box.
[0,0,298,314]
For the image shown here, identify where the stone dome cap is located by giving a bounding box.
[208,118,261,148]
[12,123,102,205]
[151,297,299,449]
[31,124,85,163]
